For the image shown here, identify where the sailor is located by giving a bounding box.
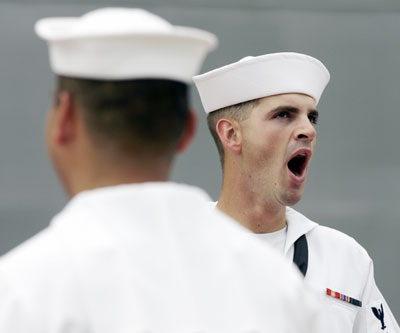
[0,9,325,332]
[193,52,400,332]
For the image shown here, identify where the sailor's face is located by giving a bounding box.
[239,93,318,206]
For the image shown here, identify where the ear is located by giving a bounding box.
[176,108,197,153]
[52,91,78,146]
[216,118,242,154]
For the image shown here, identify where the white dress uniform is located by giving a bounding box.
[259,207,400,333]
[193,49,399,332]
[0,183,326,333]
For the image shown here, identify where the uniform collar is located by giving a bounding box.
[284,207,318,254]
[53,182,212,227]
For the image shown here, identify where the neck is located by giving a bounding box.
[217,166,286,234]
[64,152,172,198]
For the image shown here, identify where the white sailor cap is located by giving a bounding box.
[35,7,218,83]
[193,52,330,113]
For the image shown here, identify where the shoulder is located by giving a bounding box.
[0,221,88,330]
[287,207,371,262]
[0,223,83,309]
[0,202,92,292]
[0,224,68,301]
[309,224,371,263]
[0,225,66,278]
[296,212,373,292]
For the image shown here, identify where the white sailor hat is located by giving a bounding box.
[35,7,218,83]
[193,52,330,113]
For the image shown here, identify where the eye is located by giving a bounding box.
[274,111,291,119]
[308,113,318,125]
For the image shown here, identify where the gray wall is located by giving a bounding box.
[0,1,399,317]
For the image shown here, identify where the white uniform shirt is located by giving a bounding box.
[281,207,399,333]
[0,183,324,333]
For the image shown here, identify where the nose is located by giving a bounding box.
[294,116,316,142]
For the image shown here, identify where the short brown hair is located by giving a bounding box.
[55,76,188,159]
[207,99,259,168]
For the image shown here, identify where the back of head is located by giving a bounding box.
[37,7,218,163]
[55,77,188,159]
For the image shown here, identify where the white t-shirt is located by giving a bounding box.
[255,225,287,253]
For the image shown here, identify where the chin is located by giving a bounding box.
[280,190,303,206]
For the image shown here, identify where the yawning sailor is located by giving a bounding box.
[193,52,400,332]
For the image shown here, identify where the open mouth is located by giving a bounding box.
[287,151,310,177]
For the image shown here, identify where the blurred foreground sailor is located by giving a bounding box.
[0,9,325,332]
[194,53,400,333]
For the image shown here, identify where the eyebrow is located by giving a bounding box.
[269,105,319,117]
[308,109,319,120]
